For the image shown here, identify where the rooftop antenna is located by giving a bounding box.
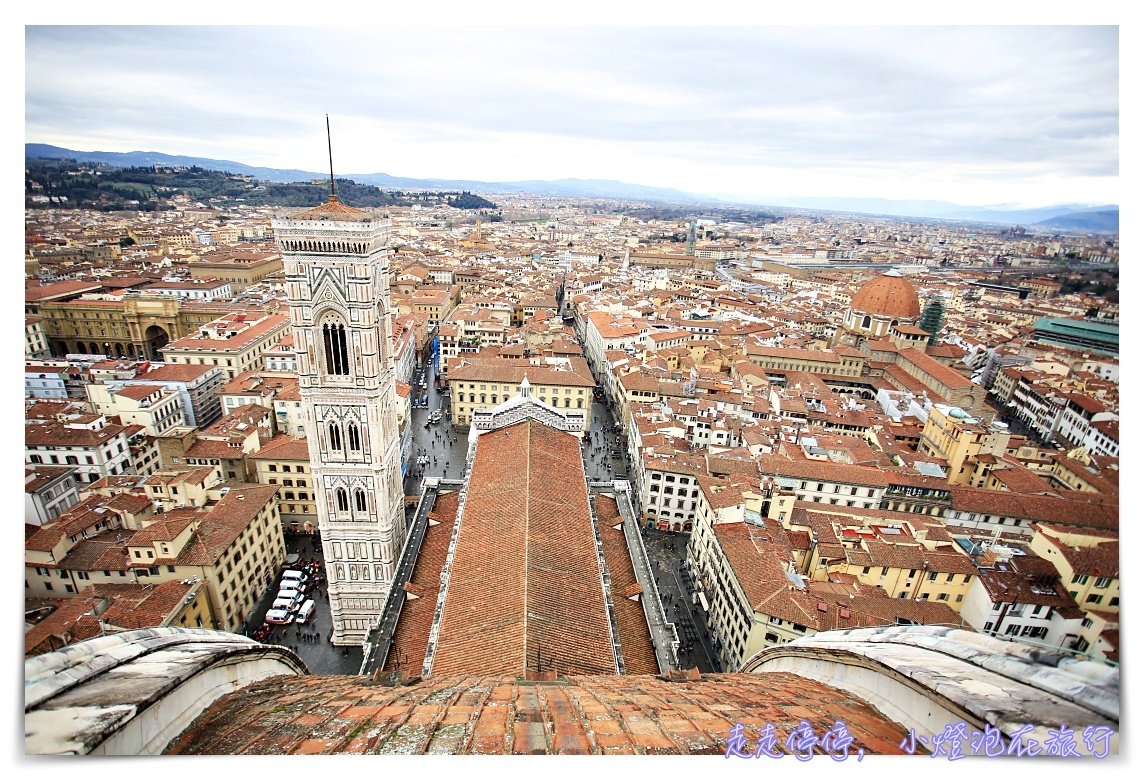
[326,114,337,202]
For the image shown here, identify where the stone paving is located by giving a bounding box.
[642,528,721,672]
[405,358,469,494]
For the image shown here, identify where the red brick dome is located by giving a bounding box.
[849,272,920,318]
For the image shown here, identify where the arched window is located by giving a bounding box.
[328,422,342,451]
[335,487,349,512]
[861,315,872,329]
[347,422,361,451]
[323,322,350,376]
[354,488,367,513]
[564,398,570,408]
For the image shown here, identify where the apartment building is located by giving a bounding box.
[219,372,305,438]
[25,363,70,399]
[25,484,286,634]
[140,466,223,511]
[919,404,1011,483]
[86,383,185,437]
[119,363,225,429]
[449,353,595,431]
[25,414,133,485]
[1028,523,1118,617]
[186,251,283,292]
[756,454,888,509]
[161,313,290,381]
[959,546,1084,651]
[25,466,81,526]
[686,500,964,671]
[250,435,317,533]
[26,316,51,358]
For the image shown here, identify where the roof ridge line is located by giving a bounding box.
[523,419,530,674]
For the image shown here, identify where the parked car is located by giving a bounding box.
[264,608,293,625]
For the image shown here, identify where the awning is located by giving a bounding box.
[697,592,709,612]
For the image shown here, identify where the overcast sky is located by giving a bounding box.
[25,25,1119,208]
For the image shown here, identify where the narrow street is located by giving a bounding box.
[584,392,719,672]
[403,353,469,497]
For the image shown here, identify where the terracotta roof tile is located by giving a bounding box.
[168,672,912,755]
[384,490,461,675]
[431,420,615,677]
[594,495,659,675]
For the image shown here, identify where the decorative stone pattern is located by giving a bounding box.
[274,200,406,645]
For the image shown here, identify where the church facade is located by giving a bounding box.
[274,195,406,645]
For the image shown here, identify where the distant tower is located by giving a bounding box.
[685,218,697,256]
[272,122,405,645]
[919,295,947,347]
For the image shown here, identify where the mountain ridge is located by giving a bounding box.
[26,143,1117,229]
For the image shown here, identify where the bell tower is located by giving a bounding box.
[272,123,405,645]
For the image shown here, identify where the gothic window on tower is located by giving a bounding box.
[328,421,343,451]
[354,488,367,513]
[335,487,349,512]
[347,421,361,451]
[322,321,350,376]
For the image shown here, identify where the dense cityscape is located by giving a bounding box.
[23,170,1120,756]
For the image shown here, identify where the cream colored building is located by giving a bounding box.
[919,404,1010,483]
[86,383,186,437]
[26,316,51,358]
[25,484,286,633]
[250,436,318,533]
[161,313,290,381]
[449,353,595,432]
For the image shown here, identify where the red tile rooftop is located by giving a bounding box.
[167,672,912,755]
[384,490,461,676]
[430,419,615,678]
[594,495,659,675]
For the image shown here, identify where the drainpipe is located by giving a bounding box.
[992,602,1011,637]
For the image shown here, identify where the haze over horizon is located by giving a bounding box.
[26,25,1118,210]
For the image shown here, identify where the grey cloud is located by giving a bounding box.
[25,25,1118,203]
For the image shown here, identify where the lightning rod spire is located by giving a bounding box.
[326,114,337,202]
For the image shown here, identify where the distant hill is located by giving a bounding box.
[764,196,1119,227]
[25,143,715,205]
[25,143,1118,226]
[23,159,485,212]
[1034,210,1119,234]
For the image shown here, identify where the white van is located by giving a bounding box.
[277,588,302,605]
[296,599,316,623]
[272,595,298,611]
[281,570,306,584]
